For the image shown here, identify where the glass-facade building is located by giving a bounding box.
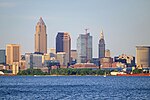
[77,33,92,63]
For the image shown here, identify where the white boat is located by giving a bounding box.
[103,72,106,77]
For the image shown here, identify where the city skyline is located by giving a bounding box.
[0,0,150,57]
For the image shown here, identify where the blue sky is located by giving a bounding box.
[0,0,150,57]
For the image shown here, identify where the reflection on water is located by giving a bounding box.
[0,76,150,100]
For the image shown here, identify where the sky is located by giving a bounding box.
[0,0,150,58]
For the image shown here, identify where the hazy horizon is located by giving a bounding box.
[0,0,150,57]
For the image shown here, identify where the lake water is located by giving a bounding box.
[0,76,150,100]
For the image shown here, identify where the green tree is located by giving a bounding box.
[133,69,143,74]
[17,68,46,75]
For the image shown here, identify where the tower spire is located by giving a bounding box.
[99,29,105,59]
[37,17,45,25]
[100,30,104,39]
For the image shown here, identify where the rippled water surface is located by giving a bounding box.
[0,76,150,100]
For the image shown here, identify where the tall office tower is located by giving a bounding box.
[56,32,71,64]
[136,46,150,68]
[0,50,6,64]
[6,44,20,65]
[77,33,92,63]
[98,30,105,59]
[35,17,47,54]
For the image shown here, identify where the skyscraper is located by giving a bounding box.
[136,46,150,68]
[6,44,20,65]
[98,30,105,59]
[35,17,47,54]
[77,33,92,63]
[56,32,71,64]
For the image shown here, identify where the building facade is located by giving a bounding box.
[71,50,77,65]
[25,53,42,69]
[105,49,110,57]
[136,46,150,68]
[56,32,71,64]
[100,57,113,68]
[42,54,50,64]
[71,50,77,60]
[35,17,47,54]
[98,30,105,59]
[91,58,100,66]
[12,62,19,75]
[114,54,135,67]
[70,63,98,69]
[6,44,20,65]
[20,55,26,70]
[0,50,6,64]
[77,33,92,63]
[56,52,67,66]
[48,48,56,58]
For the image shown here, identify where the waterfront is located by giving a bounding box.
[0,76,150,100]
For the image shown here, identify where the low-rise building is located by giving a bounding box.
[71,50,77,65]
[105,49,111,57]
[70,63,98,69]
[42,54,50,64]
[25,53,42,69]
[12,62,19,75]
[19,55,26,71]
[114,54,135,67]
[48,48,56,59]
[91,58,100,66]
[100,57,113,68]
[56,52,67,66]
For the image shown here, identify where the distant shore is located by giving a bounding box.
[1,73,150,76]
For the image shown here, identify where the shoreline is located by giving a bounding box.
[1,73,150,76]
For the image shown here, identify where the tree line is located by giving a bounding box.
[17,68,147,75]
[17,68,107,75]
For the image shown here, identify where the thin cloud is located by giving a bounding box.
[0,2,16,8]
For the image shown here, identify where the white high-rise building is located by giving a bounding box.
[77,33,92,63]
